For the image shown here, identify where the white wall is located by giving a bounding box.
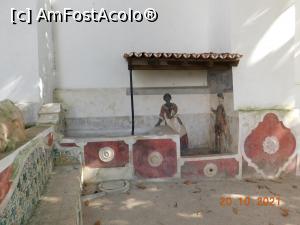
[51,0,233,148]
[51,0,300,148]
[209,0,231,52]
[292,0,300,108]
[52,0,211,89]
[37,0,56,104]
[54,89,210,118]
[230,0,297,110]
[295,0,300,86]
[53,0,299,111]
[0,0,40,103]
[0,0,55,123]
[133,70,207,88]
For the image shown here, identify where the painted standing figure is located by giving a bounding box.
[155,93,188,150]
[211,93,231,153]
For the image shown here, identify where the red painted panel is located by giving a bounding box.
[133,139,177,178]
[181,158,239,178]
[244,113,296,175]
[84,141,129,168]
[0,165,13,203]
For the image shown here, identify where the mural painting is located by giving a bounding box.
[155,93,188,153]
[211,93,232,153]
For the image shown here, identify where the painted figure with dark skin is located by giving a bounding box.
[211,93,230,153]
[155,93,188,151]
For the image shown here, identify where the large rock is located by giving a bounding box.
[0,100,26,152]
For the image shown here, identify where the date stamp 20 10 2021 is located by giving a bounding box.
[220,196,280,207]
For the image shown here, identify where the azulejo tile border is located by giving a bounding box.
[0,127,55,225]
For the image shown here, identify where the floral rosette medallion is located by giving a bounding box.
[244,113,296,176]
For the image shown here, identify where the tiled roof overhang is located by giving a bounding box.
[124,52,242,70]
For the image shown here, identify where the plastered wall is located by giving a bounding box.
[230,0,297,110]
[0,0,56,123]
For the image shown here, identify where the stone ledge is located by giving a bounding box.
[27,166,82,225]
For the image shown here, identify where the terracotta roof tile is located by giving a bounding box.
[124,52,242,60]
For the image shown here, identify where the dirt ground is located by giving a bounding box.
[82,177,300,225]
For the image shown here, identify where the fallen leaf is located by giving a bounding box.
[136,183,147,190]
[232,207,239,215]
[270,179,282,184]
[257,184,265,189]
[94,220,101,225]
[192,187,201,192]
[183,180,193,185]
[84,200,89,206]
[82,183,98,195]
[264,186,278,195]
[195,185,202,190]
[280,207,289,217]
[244,178,257,183]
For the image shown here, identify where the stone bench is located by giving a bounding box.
[0,100,65,225]
[27,165,82,225]
[0,126,55,225]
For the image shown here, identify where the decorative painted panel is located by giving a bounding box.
[181,158,239,178]
[84,141,129,168]
[0,166,13,204]
[133,139,177,178]
[243,113,296,177]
